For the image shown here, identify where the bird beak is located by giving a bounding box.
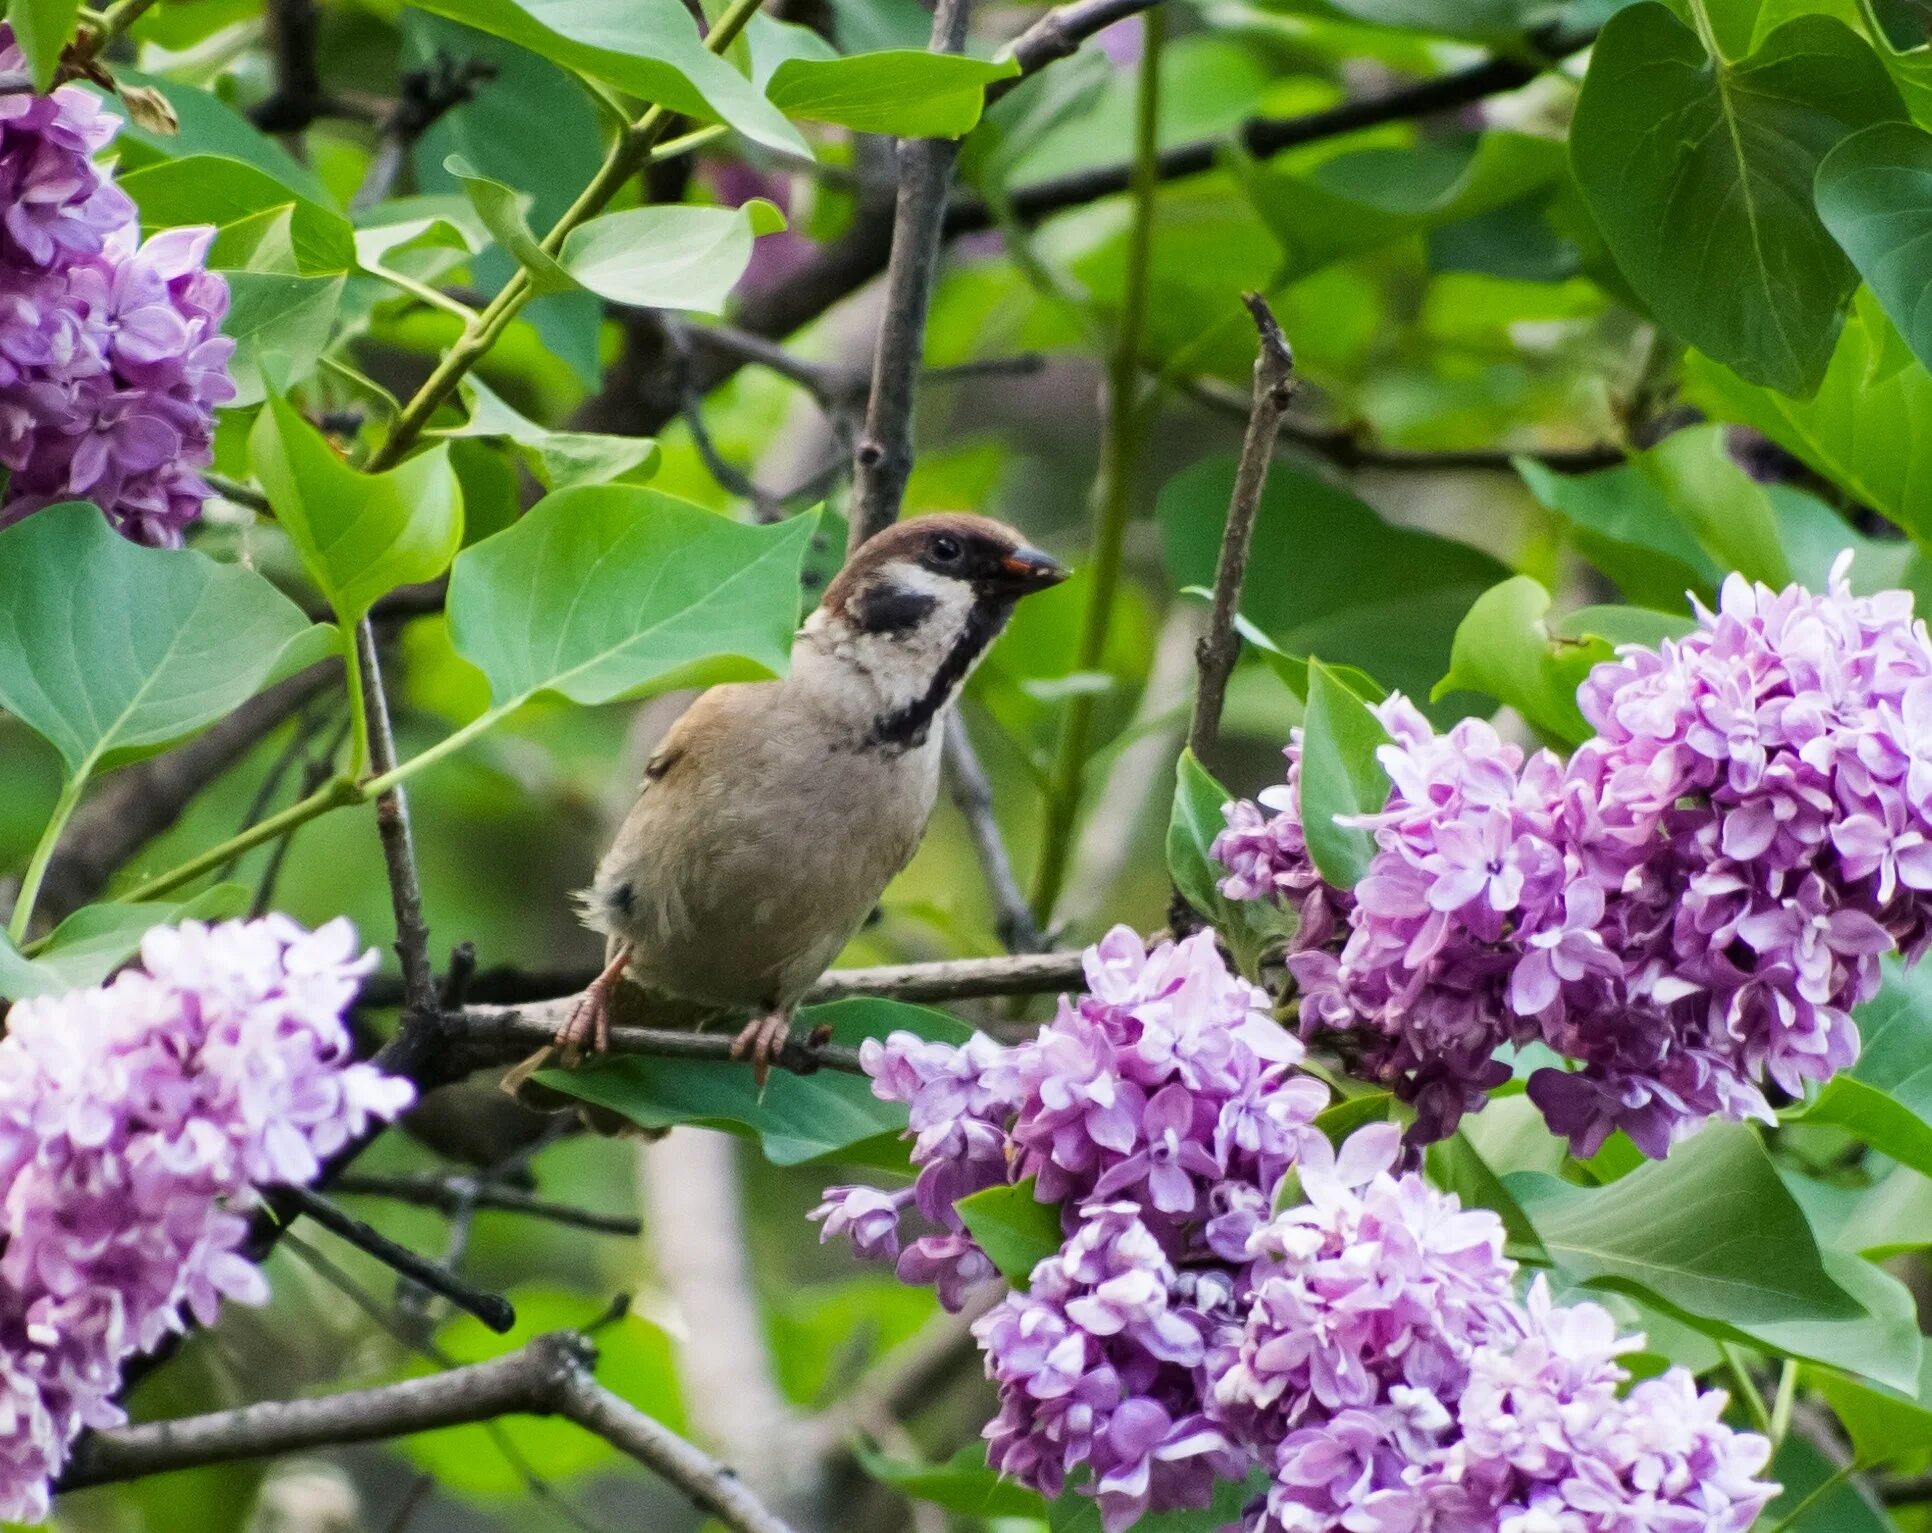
[996,545,1069,594]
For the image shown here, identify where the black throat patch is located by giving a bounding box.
[864,598,1012,752]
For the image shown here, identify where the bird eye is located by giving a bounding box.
[929,533,963,564]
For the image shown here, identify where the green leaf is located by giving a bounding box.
[1570,5,1905,395]
[1687,290,1932,539]
[855,1442,1048,1519]
[1802,959,1932,1180]
[1639,424,1793,585]
[0,884,249,1002]
[1507,1124,1869,1352]
[1814,1353,1932,1468]
[1298,659,1393,890]
[447,488,816,713]
[1243,132,1566,282]
[443,154,577,296]
[249,395,465,628]
[444,379,659,491]
[767,51,1018,136]
[1318,0,1540,43]
[118,155,356,274]
[96,70,334,207]
[406,0,805,156]
[10,0,82,90]
[1434,577,1607,746]
[1047,1470,1271,1533]
[955,1178,1065,1284]
[1760,1434,1898,1533]
[1157,458,1509,721]
[0,503,330,782]
[221,272,345,407]
[532,998,966,1165]
[400,1286,686,1498]
[1515,455,1720,610]
[558,201,785,315]
[1816,119,1932,376]
[1744,1246,1924,1394]
[1167,748,1293,976]
[1426,1130,1547,1258]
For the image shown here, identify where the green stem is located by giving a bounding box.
[81,0,161,59]
[1720,1342,1774,1438]
[9,776,88,945]
[343,631,372,778]
[1685,0,1725,62]
[1770,1359,1798,1449]
[121,776,363,906]
[1761,1462,1865,1533]
[359,0,771,476]
[1028,6,1163,924]
[360,704,512,798]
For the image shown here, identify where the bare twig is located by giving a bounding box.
[447,1009,867,1076]
[272,1183,516,1333]
[335,1173,643,1237]
[63,1331,802,1533]
[250,715,353,918]
[1188,294,1295,762]
[989,0,1162,102]
[845,0,976,554]
[944,713,1045,952]
[250,0,333,132]
[356,621,437,1015]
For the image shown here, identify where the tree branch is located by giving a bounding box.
[1187,293,1294,763]
[271,1182,516,1333]
[356,621,436,1014]
[62,1332,802,1533]
[943,713,1045,952]
[333,1173,643,1237]
[845,0,976,554]
[989,0,1162,103]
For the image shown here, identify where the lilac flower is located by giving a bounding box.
[0,916,412,1523]
[1221,559,1932,1157]
[0,32,234,547]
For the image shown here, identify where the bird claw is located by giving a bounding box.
[729,1012,792,1091]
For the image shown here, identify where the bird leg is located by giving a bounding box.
[729,1010,794,1090]
[556,943,633,1066]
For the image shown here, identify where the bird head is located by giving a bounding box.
[806,514,1069,750]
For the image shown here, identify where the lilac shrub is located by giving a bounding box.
[813,930,1774,1532]
[0,916,413,1523]
[1218,562,1932,1157]
[0,27,234,546]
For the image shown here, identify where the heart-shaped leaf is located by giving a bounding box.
[1434,577,1612,747]
[249,393,465,628]
[1571,4,1904,395]
[119,155,356,274]
[10,0,81,91]
[447,486,815,713]
[443,154,577,295]
[0,884,251,1001]
[0,503,332,782]
[767,51,1019,137]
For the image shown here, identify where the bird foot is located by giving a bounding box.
[555,945,633,1067]
[729,1011,793,1090]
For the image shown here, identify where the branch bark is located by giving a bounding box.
[1187,293,1295,763]
[944,713,1045,952]
[62,1333,802,1533]
[989,0,1163,103]
[845,0,975,554]
[333,1173,643,1236]
[356,620,436,1014]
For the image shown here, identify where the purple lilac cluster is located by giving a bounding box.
[0,27,234,546]
[813,933,1774,1532]
[1209,1125,1770,1533]
[1216,561,1932,1157]
[0,916,413,1522]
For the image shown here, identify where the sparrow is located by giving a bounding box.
[548,513,1067,1083]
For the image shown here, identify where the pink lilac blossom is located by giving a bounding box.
[0,27,234,546]
[1217,559,1932,1157]
[0,916,413,1523]
[815,936,1774,1532]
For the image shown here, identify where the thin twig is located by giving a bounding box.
[989,0,1162,102]
[446,1009,867,1077]
[356,620,436,1015]
[845,0,975,555]
[250,715,353,918]
[335,1173,643,1237]
[1187,293,1295,762]
[943,713,1045,952]
[63,1331,802,1533]
[352,53,497,211]
[272,1183,517,1333]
